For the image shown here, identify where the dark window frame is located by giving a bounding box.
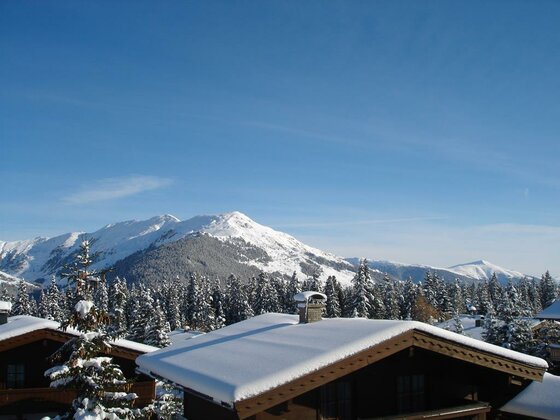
[7,363,25,388]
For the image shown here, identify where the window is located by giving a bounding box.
[7,363,25,388]
[397,374,425,413]
[320,381,352,420]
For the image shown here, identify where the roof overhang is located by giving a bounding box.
[0,328,145,360]
[233,329,546,419]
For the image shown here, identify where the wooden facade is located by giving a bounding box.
[0,328,155,418]
[183,329,545,420]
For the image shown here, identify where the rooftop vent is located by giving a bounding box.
[0,301,12,325]
[294,291,327,324]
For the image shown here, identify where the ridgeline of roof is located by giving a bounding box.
[0,315,158,354]
[501,373,560,420]
[536,300,560,320]
[136,313,547,406]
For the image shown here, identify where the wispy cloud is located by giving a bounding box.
[63,175,173,205]
[274,216,448,229]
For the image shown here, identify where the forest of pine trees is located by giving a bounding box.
[1,259,558,359]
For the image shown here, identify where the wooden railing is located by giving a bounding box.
[0,380,156,408]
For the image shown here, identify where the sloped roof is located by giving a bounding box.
[136,313,547,407]
[0,315,157,354]
[536,300,560,320]
[501,373,560,420]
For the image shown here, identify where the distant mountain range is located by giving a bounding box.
[345,258,536,284]
[0,212,541,289]
[0,212,357,287]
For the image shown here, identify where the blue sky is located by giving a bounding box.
[1,1,559,276]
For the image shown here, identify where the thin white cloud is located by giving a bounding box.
[274,216,448,229]
[63,175,173,205]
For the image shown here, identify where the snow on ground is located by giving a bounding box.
[137,313,547,406]
[500,373,560,420]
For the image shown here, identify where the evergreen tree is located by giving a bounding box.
[108,277,128,337]
[400,277,418,320]
[452,312,464,335]
[211,279,226,330]
[94,278,109,314]
[284,272,301,314]
[0,284,11,303]
[145,299,171,348]
[224,274,253,325]
[324,276,341,318]
[253,272,280,315]
[165,277,183,331]
[12,281,34,316]
[45,243,141,419]
[128,285,154,343]
[350,259,373,318]
[540,271,557,309]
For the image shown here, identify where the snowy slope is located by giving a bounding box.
[448,260,527,282]
[0,212,356,285]
[347,258,534,284]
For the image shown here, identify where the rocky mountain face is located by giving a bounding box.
[0,212,357,286]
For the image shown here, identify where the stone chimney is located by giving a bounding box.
[0,301,12,325]
[294,291,327,324]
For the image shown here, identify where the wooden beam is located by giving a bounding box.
[412,331,545,382]
[0,329,144,360]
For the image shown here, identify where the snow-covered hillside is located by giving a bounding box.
[347,258,535,284]
[0,212,356,285]
[448,260,527,283]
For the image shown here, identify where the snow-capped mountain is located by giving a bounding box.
[0,212,357,285]
[346,258,535,284]
[448,260,528,283]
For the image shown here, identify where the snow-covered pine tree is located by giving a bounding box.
[284,272,301,314]
[324,276,341,318]
[47,276,65,322]
[452,312,464,335]
[350,259,373,318]
[503,318,536,354]
[253,272,280,315]
[381,276,400,320]
[128,285,154,343]
[224,274,253,325]
[167,278,183,331]
[108,277,128,337]
[400,277,418,320]
[540,270,558,309]
[145,299,171,348]
[94,278,109,314]
[12,280,34,316]
[211,279,226,330]
[302,272,322,293]
[0,284,11,303]
[488,273,504,311]
[46,240,141,419]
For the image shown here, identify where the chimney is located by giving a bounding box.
[0,301,12,325]
[294,291,327,324]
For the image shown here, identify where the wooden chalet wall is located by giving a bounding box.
[0,329,155,417]
[182,330,544,420]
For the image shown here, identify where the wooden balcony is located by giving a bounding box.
[0,380,155,410]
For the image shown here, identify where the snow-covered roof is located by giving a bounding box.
[436,315,485,341]
[536,300,560,320]
[0,301,12,311]
[500,373,560,420]
[293,291,327,302]
[0,315,158,354]
[136,313,547,406]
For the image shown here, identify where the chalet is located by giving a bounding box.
[0,310,157,419]
[535,300,560,367]
[137,292,553,420]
